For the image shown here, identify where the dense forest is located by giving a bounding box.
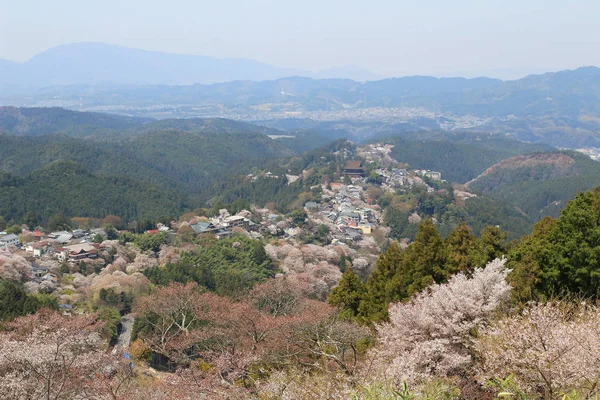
[384,132,551,183]
[0,161,189,224]
[468,150,600,219]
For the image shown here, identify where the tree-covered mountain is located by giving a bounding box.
[118,129,294,193]
[0,161,190,224]
[134,117,282,136]
[0,106,148,138]
[384,133,552,183]
[0,126,294,195]
[467,151,600,219]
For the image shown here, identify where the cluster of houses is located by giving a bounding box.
[372,167,442,193]
[374,168,409,188]
[190,210,258,238]
[1,227,109,261]
[307,181,381,243]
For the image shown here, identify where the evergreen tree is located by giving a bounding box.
[328,269,367,321]
[359,241,404,322]
[507,187,600,300]
[399,218,448,297]
[444,222,477,274]
[338,254,347,272]
[471,225,508,267]
[0,281,57,321]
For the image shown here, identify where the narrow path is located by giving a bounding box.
[116,314,134,349]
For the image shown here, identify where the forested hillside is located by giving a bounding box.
[467,150,600,219]
[0,106,147,137]
[0,127,294,194]
[385,133,551,182]
[0,161,189,224]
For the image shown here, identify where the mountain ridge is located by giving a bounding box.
[0,42,382,89]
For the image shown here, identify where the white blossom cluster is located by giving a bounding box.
[375,258,511,384]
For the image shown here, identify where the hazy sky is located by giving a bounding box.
[1,0,599,79]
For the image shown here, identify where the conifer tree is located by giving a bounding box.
[328,269,367,321]
[444,222,477,274]
[359,241,404,321]
[400,218,448,297]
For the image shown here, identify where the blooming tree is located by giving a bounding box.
[0,252,32,282]
[476,301,600,399]
[0,310,132,399]
[374,257,511,384]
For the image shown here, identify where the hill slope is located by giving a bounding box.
[467,151,600,219]
[0,161,189,224]
[0,106,148,138]
[0,121,295,195]
[384,133,552,183]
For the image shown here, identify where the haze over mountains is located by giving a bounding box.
[3,43,600,149]
[0,42,383,91]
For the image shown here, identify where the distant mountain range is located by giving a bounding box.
[0,42,382,92]
[5,64,600,120]
[3,44,600,148]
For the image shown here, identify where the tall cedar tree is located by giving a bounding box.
[359,241,404,322]
[328,269,367,321]
[473,225,508,267]
[444,222,477,275]
[399,218,448,297]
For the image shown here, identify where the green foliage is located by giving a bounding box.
[328,269,367,321]
[0,106,144,138]
[97,307,122,341]
[143,235,274,296]
[133,231,169,253]
[47,213,71,232]
[462,196,534,240]
[4,224,22,235]
[0,161,190,224]
[399,219,448,297]
[103,224,118,240]
[444,222,478,274]
[290,209,308,227]
[485,374,533,400]
[508,187,600,300]
[384,207,410,239]
[468,151,600,220]
[0,281,58,321]
[98,288,133,313]
[360,241,405,322]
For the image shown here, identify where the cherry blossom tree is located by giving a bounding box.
[476,301,600,399]
[374,258,511,384]
[0,252,32,282]
[0,310,132,400]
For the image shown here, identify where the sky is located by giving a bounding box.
[1,0,600,79]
